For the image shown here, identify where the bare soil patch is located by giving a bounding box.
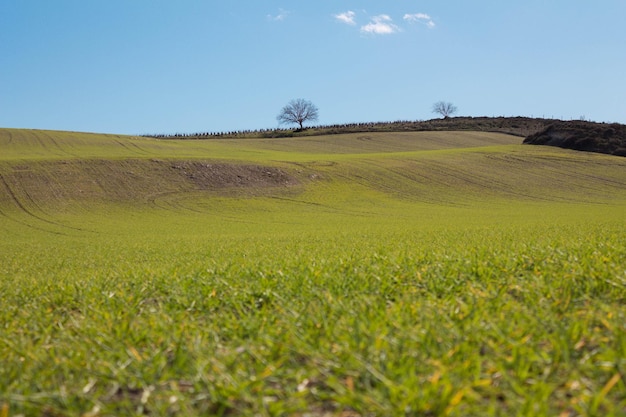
[0,159,299,210]
[168,162,297,189]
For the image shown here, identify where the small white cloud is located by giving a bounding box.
[404,13,430,22]
[403,13,436,28]
[334,11,356,26]
[361,15,399,35]
[267,8,290,22]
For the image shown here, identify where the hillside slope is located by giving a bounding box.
[3,127,626,417]
[1,128,625,216]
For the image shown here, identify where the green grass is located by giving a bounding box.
[1,128,626,416]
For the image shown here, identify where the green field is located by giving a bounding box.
[1,128,626,416]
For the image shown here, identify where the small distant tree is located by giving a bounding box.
[432,101,458,119]
[277,99,319,130]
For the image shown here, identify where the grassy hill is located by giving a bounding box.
[2,128,625,211]
[2,127,626,416]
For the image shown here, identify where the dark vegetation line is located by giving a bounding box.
[143,117,557,140]
[143,116,626,157]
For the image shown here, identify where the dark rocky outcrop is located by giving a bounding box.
[524,121,626,157]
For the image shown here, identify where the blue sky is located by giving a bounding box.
[1,1,625,135]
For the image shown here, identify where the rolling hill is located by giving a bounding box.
[1,128,626,214]
[3,126,626,416]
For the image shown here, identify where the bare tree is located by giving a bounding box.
[277,99,319,130]
[432,101,458,119]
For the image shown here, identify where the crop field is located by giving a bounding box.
[1,128,626,416]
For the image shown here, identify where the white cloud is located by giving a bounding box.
[334,11,356,26]
[267,8,290,22]
[360,15,399,35]
[403,13,436,28]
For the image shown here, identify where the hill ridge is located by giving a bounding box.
[146,116,556,140]
[145,116,626,157]
[1,129,625,215]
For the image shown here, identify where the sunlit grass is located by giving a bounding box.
[1,128,625,416]
[0,128,520,162]
[2,200,625,416]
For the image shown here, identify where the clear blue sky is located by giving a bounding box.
[2,1,625,134]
